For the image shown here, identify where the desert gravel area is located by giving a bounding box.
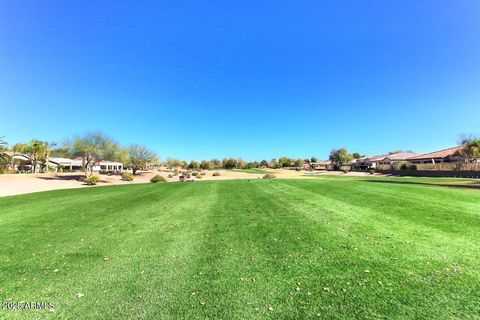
[0,169,376,197]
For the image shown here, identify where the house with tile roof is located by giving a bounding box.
[354,152,417,169]
[407,146,465,164]
[383,152,418,162]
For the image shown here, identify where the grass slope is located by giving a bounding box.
[0,177,479,319]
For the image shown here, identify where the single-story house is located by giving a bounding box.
[10,153,34,172]
[363,154,388,169]
[382,152,417,164]
[94,161,123,173]
[49,157,83,171]
[355,152,417,169]
[311,160,332,170]
[47,158,124,173]
[351,157,368,169]
[407,146,464,164]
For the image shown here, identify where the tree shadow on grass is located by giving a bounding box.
[365,179,480,190]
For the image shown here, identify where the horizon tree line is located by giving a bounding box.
[1,133,479,175]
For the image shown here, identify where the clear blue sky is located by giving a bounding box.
[1,1,479,161]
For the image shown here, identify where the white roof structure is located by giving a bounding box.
[12,154,31,161]
[49,157,82,166]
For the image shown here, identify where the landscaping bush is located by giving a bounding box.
[150,175,166,183]
[212,171,221,176]
[369,169,376,175]
[191,172,198,176]
[400,163,417,171]
[167,174,173,178]
[83,175,101,185]
[263,173,276,179]
[342,167,350,173]
[0,168,16,174]
[200,171,206,175]
[195,174,203,179]
[121,172,134,181]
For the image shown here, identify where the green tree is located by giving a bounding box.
[210,159,222,169]
[269,158,279,169]
[200,160,211,170]
[222,158,238,169]
[50,146,71,158]
[247,161,259,168]
[0,137,10,165]
[278,157,292,168]
[294,159,303,168]
[237,159,247,169]
[165,157,183,169]
[352,152,362,159]
[29,140,45,173]
[329,148,353,168]
[70,132,119,176]
[456,136,480,162]
[310,156,318,163]
[260,160,268,167]
[127,144,158,175]
[41,141,56,173]
[188,160,200,170]
[13,140,48,173]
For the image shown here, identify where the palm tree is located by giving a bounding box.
[12,140,47,173]
[456,138,480,162]
[42,141,56,173]
[29,140,47,173]
[0,136,10,164]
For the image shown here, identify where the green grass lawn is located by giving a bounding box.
[1,177,479,319]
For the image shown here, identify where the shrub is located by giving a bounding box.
[200,171,206,175]
[192,171,198,176]
[167,174,173,178]
[400,163,417,171]
[342,167,350,173]
[212,172,221,176]
[263,173,276,179]
[83,175,101,185]
[150,175,166,183]
[121,172,134,181]
[369,169,376,175]
[0,168,16,174]
[195,174,203,179]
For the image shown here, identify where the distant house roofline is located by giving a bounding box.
[408,146,463,160]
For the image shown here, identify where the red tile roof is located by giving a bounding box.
[384,152,417,161]
[407,146,463,160]
[366,154,388,162]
